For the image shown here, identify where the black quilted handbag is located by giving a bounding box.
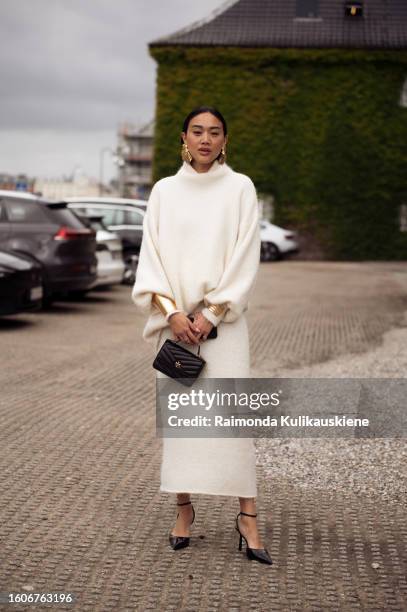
[153,339,206,387]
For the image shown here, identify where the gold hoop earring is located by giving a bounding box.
[181,142,193,163]
[218,145,227,165]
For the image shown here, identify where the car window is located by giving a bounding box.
[113,209,126,225]
[45,206,87,228]
[87,207,117,225]
[69,206,87,216]
[5,199,50,223]
[125,210,144,225]
[90,220,105,231]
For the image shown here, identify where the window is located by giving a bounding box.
[5,199,49,223]
[296,0,319,18]
[88,207,117,225]
[46,207,86,229]
[70,206,87,216]
[125,210,144,226]
[112,209,126,225]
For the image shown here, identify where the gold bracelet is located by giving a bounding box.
[152,293,178,317]
[207,302,228,317]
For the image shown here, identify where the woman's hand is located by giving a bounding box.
[190,311,214,342]
[168,312,201,345]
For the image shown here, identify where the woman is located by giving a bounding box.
[131,106,272,565]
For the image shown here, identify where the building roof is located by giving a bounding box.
[120,119,154,139]
[149,0,407,50]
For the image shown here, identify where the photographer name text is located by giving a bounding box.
[165,415,370,428]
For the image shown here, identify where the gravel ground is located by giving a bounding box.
[254,314,407,505]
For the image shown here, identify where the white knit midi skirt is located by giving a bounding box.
[155,313,257,498]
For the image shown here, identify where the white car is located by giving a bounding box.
[259,220,299,261]
[66,198,146,285]
[75,214,125,288]
[65,196,147,211]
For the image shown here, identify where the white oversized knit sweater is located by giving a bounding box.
[131,159,261,345]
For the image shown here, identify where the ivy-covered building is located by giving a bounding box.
[148,0,407,259]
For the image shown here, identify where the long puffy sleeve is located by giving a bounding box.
[131,183,175,317]
[201,177,261,325]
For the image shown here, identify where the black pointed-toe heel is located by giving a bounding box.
[169,500,195,550]
[235,511,273,565]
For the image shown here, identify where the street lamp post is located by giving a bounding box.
[99,143,129,197]
[99,147,115,196]
[116,143,130,198]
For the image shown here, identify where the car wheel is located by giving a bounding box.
[42,290,55,308]
[40,276,55,308]
[261,242,280,262]
[68,289,89,299]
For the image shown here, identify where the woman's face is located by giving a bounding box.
[181,112,227,165]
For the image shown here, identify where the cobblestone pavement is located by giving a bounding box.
[0,262,406,612]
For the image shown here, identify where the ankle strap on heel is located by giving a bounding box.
[177,500,192,506]
[239,511,257,517]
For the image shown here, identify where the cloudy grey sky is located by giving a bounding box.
[0,0,225,182]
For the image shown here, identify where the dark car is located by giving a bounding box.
[0,249,43,316]
[0,191,97,304]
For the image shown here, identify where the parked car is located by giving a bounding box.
[65,196,147,212]
[260,220,299,261]
[65,196,147,211]
[65,198,146,283]
[0,190,97,305]
[74,213,125,288]
[0,249,43,316]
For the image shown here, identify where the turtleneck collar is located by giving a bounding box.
[177,159,231,181]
